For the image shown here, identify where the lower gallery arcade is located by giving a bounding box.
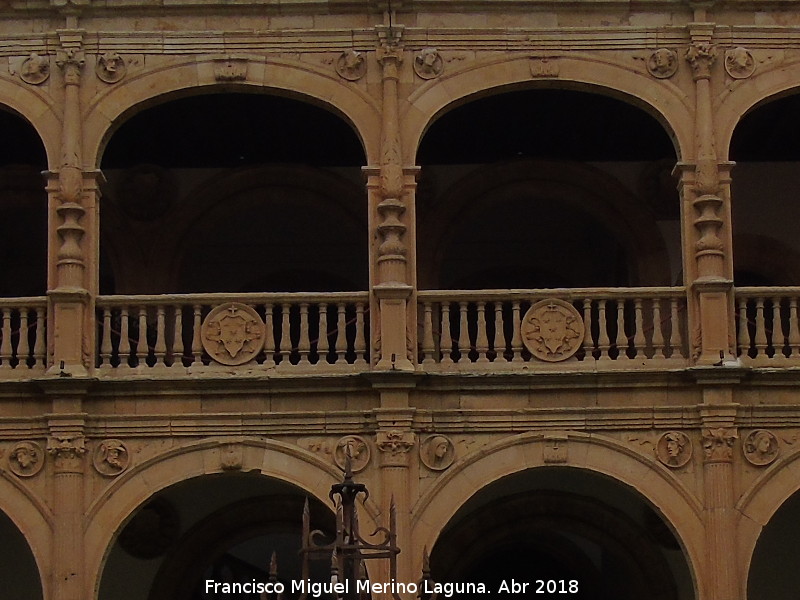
[2,1,800,599]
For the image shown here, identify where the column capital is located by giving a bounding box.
[701,427,737,463]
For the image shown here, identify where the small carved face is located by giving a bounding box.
[343,50,362,70]
[101,52,121,73]
[101,441,126,469]
[433,438,449,459]
[754,432,772,455]
[654,48,674,70]
[14,446,37,469]
[665,434,683,457]
[730,47,749,69]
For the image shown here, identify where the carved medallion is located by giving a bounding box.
[420,435,454,471]
[529,56,559,78]
[724,47,755,79]
[93,439,130,476]
[647,48,678,79]
[201,303,265,365]
[656,431,692,468]
[742,429,779,466]
[334,435,370,472]
[19,52,50,84]
[214,57,248,82]
[96,51,126,83]
[220,442,243,471]
[414,48,443,79]
[8,441,44,477]
[336,50,366,81]
[543,433,568,464]
[521,299,584,362]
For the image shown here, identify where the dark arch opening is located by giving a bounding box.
[0,108,48,297]
[430,468,694,600]
[99,93,367,294]
[416,89,680,289]
[730,92,800,285]
[0,508,44,600]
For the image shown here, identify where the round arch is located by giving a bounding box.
[716,58,800,160]
[735,447,800,598]
[85,437,380,600]
[82,56,382,167]
[402,53,693,164]
[411,431,705,599]
[0,77,59,168]
[0,471,53,600]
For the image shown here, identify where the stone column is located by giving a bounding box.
[681,23,735,365]
[369,25,417,371]
[47,29,96,376]
[698,380,740,600]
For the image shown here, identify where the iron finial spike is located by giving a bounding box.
[269,551,278,579]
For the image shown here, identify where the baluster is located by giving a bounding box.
[597,300,611,360]
[263,303,275,367]
[754,297,768,358]
[670,297,683,358]
[136,306,149,367]
[475,301,489,363]
[789,298,800,359]
[297,303,311,365]
[354,302,367,365]
[152,305,166,366]
[34,308,45,367]
[317,303,329,364]
[440,303,454,365]
[493,302,507,362]
[457,301,470,363]
[737,298,750,358]
[772,297,786,358]
[582,298,594,360]
[119,306,131,367]
[334,303,348,364]
[652,299,666,358]
[172,304,184,368]
[421,302,435,365]
[14,308,28,366]
[99,307,112,367]
[614,300,628,360]
[191,305,202,365]
[280,303,292,365]
[633,298,646,359]
[0,308,11,367]
[511,301,523,362]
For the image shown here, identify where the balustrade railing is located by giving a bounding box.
[0,298,47,373]
[417,288,688,369]
[96,293,369,372]
[735,288,800,364]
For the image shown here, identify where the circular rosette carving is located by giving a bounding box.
[724,47,755,79]
[420,435,455,471]
[334,435,370,473]
[742,429,779,466]
[93,439,130,476]
[7,441,44,477]
[656,431,692,468]
[521,299,584,362]
[646,48,678,79]
[201,303,265,365]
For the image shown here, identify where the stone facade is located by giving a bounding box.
[0,1,800,599]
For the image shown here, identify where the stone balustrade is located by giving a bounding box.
[0,298,47,374]
[417,288,688,369]
[736,287,800,364]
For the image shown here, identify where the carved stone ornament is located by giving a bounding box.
[7,441,44,477]
[656,431,692,468]
[521,298,584,362]
[220,442,243,471]
[742,429,779,466]
[543,434,568,464]
[420,434,455,471]
[93,439,130,476]
[96,51,127,83]
[19,52,50,84]
[413,48,443,79]
[377,430,415,455]
[335,49,366,81]
[724,47,755,79]
[201,303,265,366]
[530,56,560,78]
[214,57,248,82]
[702,427,737,462]
[647,48,678,79]
[333,435,370,472]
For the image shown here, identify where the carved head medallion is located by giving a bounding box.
[420,434,455,471]
[743,429,779,466]
[414,48,443,79]
[201,303,265,365]
[647,48,678,79]
[8,441,44,477]
[334,435,370,472]
[96,51,127,83]
[656,431,692,468]
[521,299,584,362]
[724,47,755,79]
[336,50,366,81]
[19,53,50,85]
[93,439,130,476]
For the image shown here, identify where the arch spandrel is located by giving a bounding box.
[411,431,704,599]
[716,57,800,161]
[84,438,377,600]
[82,56,382,168]
[0,76,59,168]
[402,53,693,165]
